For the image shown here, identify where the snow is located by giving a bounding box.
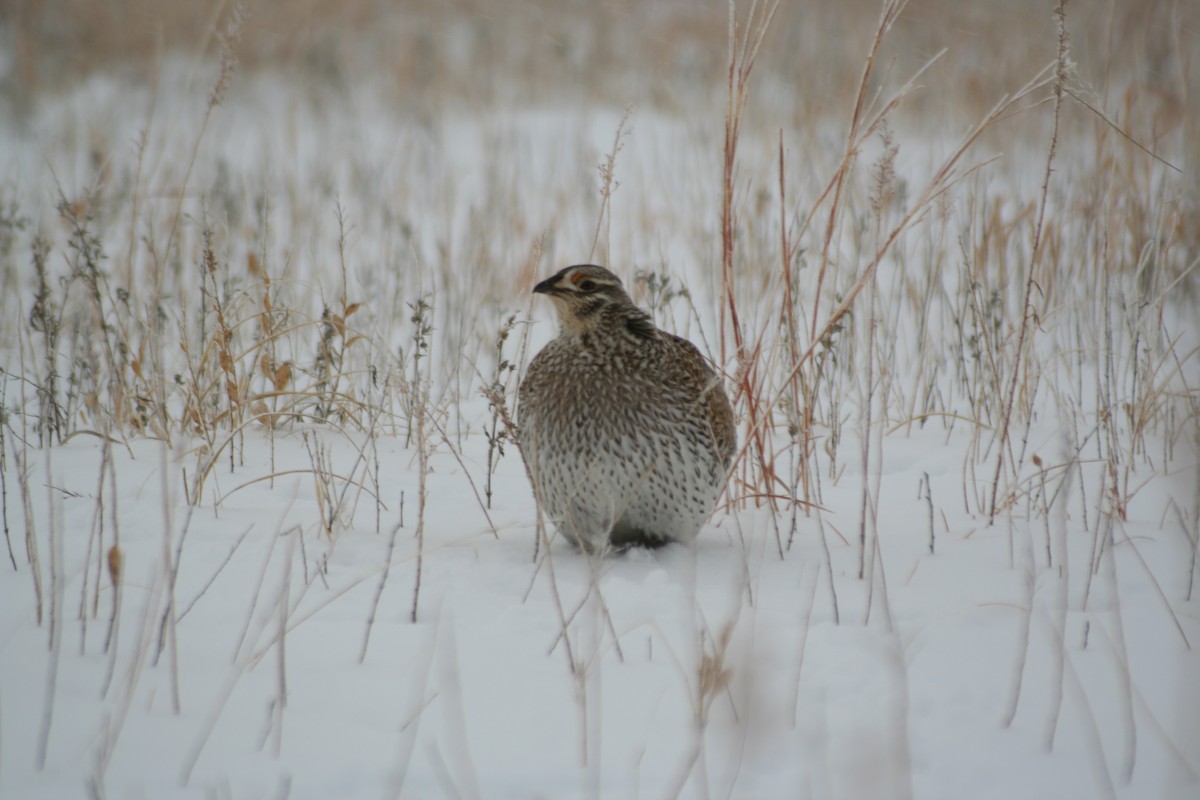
[3,416,1195,798]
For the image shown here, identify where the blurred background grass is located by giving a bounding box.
[0,0,1193,522]
[2,0,1193,126]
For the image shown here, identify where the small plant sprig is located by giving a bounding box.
[312,297,362,423]
[0,196,28,284]
[208,241,240,443]
[0,388,14,570]
[483,313,519,509]
[312,202,364,425]
[589,105,633,265]
[28,236,65,445]
[60,196,135,436]
[634,269,690,321]
[303,432,340,539]
[404,300,436,624]
[250,264,294,429]
[401,297,433,448]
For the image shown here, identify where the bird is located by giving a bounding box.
[517,264,736,553]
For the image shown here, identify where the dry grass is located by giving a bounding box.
[0,0,1197,793]
[6,1,1192,116]
[0,0,1192,530]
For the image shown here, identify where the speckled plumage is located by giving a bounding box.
[518,265,736,552]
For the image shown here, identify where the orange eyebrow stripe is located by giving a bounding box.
[570,272,586,284]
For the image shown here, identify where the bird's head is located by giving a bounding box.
[532,264,640,336]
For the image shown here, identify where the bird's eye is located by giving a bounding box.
[577,280,597,291]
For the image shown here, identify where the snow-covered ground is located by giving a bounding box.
[2,416,1194,800]
[1,3,1197,798]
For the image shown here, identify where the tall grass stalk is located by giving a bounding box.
[988,0,1072,521]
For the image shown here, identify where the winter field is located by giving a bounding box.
[0,1,1198,798]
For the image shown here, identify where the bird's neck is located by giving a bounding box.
[555,305,657,348]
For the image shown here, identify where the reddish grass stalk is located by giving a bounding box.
[811,0,909,343]
[731,65,1056,480]
[720,0,780,367]
[720,0,780,509]
[778,132,814,512]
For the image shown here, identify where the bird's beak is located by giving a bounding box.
[533,276,560,295]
